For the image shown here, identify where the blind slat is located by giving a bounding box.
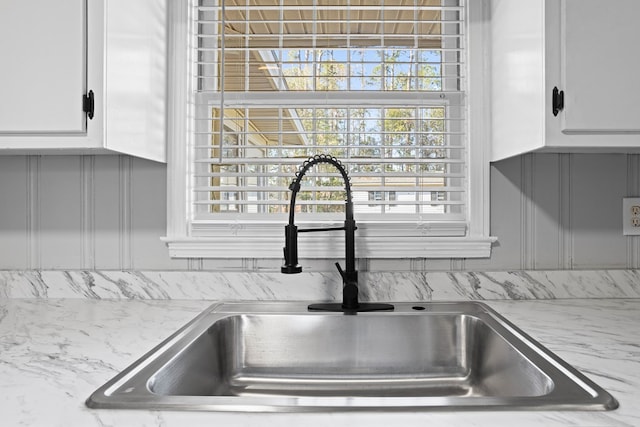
[195,158,465,165]
[197,6,464,11]
[193,144,465,150]
[195,186,466,192]
[196,172,465,178]
[195,200,466,206]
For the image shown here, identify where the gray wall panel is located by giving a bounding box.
[531,154,562,269]
[0,156,28,269]
[570,154,628,269]
[38,156,83,269]
[93,155,123,269]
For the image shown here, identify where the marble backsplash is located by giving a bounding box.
[1,269,640,300]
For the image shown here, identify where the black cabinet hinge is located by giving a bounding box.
[83,90,95,120]
[552,86,564,116]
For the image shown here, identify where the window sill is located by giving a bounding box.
[162,235,496,259]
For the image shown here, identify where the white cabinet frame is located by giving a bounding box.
[0,0,167,162]
[491,0,640,162]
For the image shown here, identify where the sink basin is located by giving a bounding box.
[86,301,618,411]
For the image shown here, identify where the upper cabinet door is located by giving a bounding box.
[0,0,87,134]
[561,0,640,133]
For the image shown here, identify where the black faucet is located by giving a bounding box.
[281,154,394,313]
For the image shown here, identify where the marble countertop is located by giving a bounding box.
[1,298,639,427]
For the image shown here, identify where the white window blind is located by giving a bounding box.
[192,0,467,226]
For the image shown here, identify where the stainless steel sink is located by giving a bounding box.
[86,301,618,412]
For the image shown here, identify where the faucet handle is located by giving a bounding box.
[336,262,359,309]
[335,262,357,284]
[334,262,346,280]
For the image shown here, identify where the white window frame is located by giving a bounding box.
[163,0,495,259]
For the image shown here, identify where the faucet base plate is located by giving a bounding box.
[308,302,394,313]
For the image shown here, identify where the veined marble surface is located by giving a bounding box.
[0,298,638,426]
[1,269,640,300]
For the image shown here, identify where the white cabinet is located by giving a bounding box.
[490,0,640,161]
[0,0,166,162]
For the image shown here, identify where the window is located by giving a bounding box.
[165,0,493,258]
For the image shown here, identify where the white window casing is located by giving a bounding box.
[164,0,495,259]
